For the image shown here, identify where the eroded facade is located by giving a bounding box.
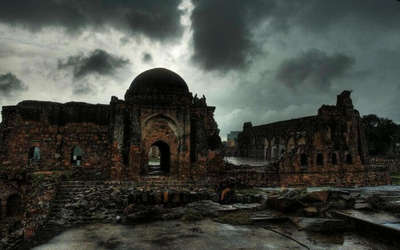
[0,68,222,182]
[237,91,390,186]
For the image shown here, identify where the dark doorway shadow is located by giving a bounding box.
[147,140,170,175]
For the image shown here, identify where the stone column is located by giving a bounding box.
[1,199,7,218]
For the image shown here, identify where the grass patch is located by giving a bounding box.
[181,209,204,222]
[391,173,400,185]
[213,211,252,225]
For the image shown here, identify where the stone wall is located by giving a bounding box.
[222,162,390,188]
[237,91,390,187]
[0,97,223,182]
[0,101,112,173]
[0,169,63,249]
[369,157,400,173]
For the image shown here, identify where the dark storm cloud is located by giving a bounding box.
[58,49,129,79]
[190,0,400,72]
[288,0,400,33]
[190,0,275,72]
[276,49,355,90]
[0,0,184,41]
[0,73,27,97]
[142,53,152,63]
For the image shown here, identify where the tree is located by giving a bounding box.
[363,114,400,156]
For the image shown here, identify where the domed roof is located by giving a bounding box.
[125,68,189,101]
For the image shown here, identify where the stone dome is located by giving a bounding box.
[125,68,189,101]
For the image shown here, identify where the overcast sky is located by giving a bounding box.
[0,0,399,140]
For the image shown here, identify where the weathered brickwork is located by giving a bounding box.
[0,68,222,182]
[237,91,391,187]
[0,68,223,247]
[0,101,111,172]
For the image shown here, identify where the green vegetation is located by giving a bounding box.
[391,173,400,185]
[363,114,400,156]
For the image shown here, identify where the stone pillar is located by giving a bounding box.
[111,142,123,180]
[129,145,142,179]
[1,199,7,218]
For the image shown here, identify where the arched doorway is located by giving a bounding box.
[7,194,23,217]
[147,141,170,175]
[29,146,40,163]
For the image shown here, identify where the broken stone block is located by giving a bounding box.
[267,194,301,212]
[354,202,371,210]
[304,206,319,216]
[232,203,261,211]
[123,204,135,215]
[302,190,329,203]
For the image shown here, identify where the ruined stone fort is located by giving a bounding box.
[0,68,391,247]
[0,68,222,181]
[231,91,390,186]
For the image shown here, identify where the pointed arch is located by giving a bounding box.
[143,113,180,137]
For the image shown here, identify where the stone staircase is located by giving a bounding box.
[48,181,119,224]
[45,179,208,222]
[27,181,112,248]
[37,182,105,241]
[32,178,213,247]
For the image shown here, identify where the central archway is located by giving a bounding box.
[147,140,170,175]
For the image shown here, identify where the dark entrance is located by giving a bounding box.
[7,194,23,217]
[147,141,170,175]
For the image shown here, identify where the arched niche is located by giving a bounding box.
[7,194,23,217]
[143,113,181,138]
[346,153,353,164]
[331,152,338,165]
[300,153,308,166]
[287,137,295,151]
[71,146,84,166]
[29,146,40,162]
[317,153,324,166]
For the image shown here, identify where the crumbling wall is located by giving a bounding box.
[190,96,223,180]
[0,101,112,174]
[237,91,391,187]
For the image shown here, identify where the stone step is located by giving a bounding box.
[57,189,99,192]
[60,183,103,186]
[57,186,197,193]
[58,185,105,188]
[58,188,91,191]
[58,182,194,188]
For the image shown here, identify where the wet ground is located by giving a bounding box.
[258,185,400,193]
[32,220,394,250]
[338,209,400,231]
[224,157,270,166]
